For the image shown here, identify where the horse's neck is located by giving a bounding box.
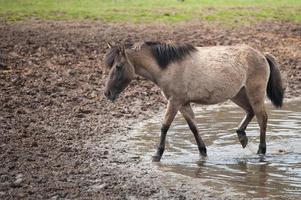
[130,51,161,85]
[135,67,157,83]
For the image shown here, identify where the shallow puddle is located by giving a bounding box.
[128,100,301,198]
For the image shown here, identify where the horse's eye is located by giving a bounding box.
[116,65,122,70]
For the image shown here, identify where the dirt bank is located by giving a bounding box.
[0,20,300,199]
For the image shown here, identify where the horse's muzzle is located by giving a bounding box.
[104,90,117,102]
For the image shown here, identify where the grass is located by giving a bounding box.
[0,0,301,24]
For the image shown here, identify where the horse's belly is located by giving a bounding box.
[188,85,239,105]
[185,70,245,104]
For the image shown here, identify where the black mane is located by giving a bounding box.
[103,41,197,69]
[145,41,197,69]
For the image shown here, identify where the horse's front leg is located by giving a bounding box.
[152,100,180,162]
[180,104,207,158]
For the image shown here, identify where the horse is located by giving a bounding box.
[103,41,284,162]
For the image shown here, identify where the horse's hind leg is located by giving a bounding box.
[231,87,254,148]
[255,106,268,154]
[246,87,268,154]
[180,104,207,157]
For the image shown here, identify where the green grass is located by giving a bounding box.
[0,0,301,24]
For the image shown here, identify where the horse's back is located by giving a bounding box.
[170,45,269,104]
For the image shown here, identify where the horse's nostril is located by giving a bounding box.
[105,90,111,98]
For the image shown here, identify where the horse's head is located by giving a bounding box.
[103,44,135,102]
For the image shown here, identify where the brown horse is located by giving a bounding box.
[103,41,284,162]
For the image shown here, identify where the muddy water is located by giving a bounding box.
[128,100,301,199]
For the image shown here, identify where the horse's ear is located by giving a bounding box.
[121,45,127,56]
[122,46,131,63]
[107,42,112,49]
[122,46,134,73]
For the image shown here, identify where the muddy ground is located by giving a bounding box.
[0,20,300,199]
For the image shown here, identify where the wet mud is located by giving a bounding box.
[0,20,301,199]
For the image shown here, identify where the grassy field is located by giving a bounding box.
[0,0,301,24]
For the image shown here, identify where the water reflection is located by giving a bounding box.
[128,100,301,198]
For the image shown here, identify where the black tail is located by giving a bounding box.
[265,53,284,107]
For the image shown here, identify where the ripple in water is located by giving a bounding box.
[128,100,301,198]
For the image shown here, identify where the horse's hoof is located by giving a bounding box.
[236,130,248,148]
[257,144,266,155]
[200,152,207,158]
[239,135,248,148]
[198,156,207,164]
[199,147,207,158]
[152,155,161,162]
[199,153,207,161]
